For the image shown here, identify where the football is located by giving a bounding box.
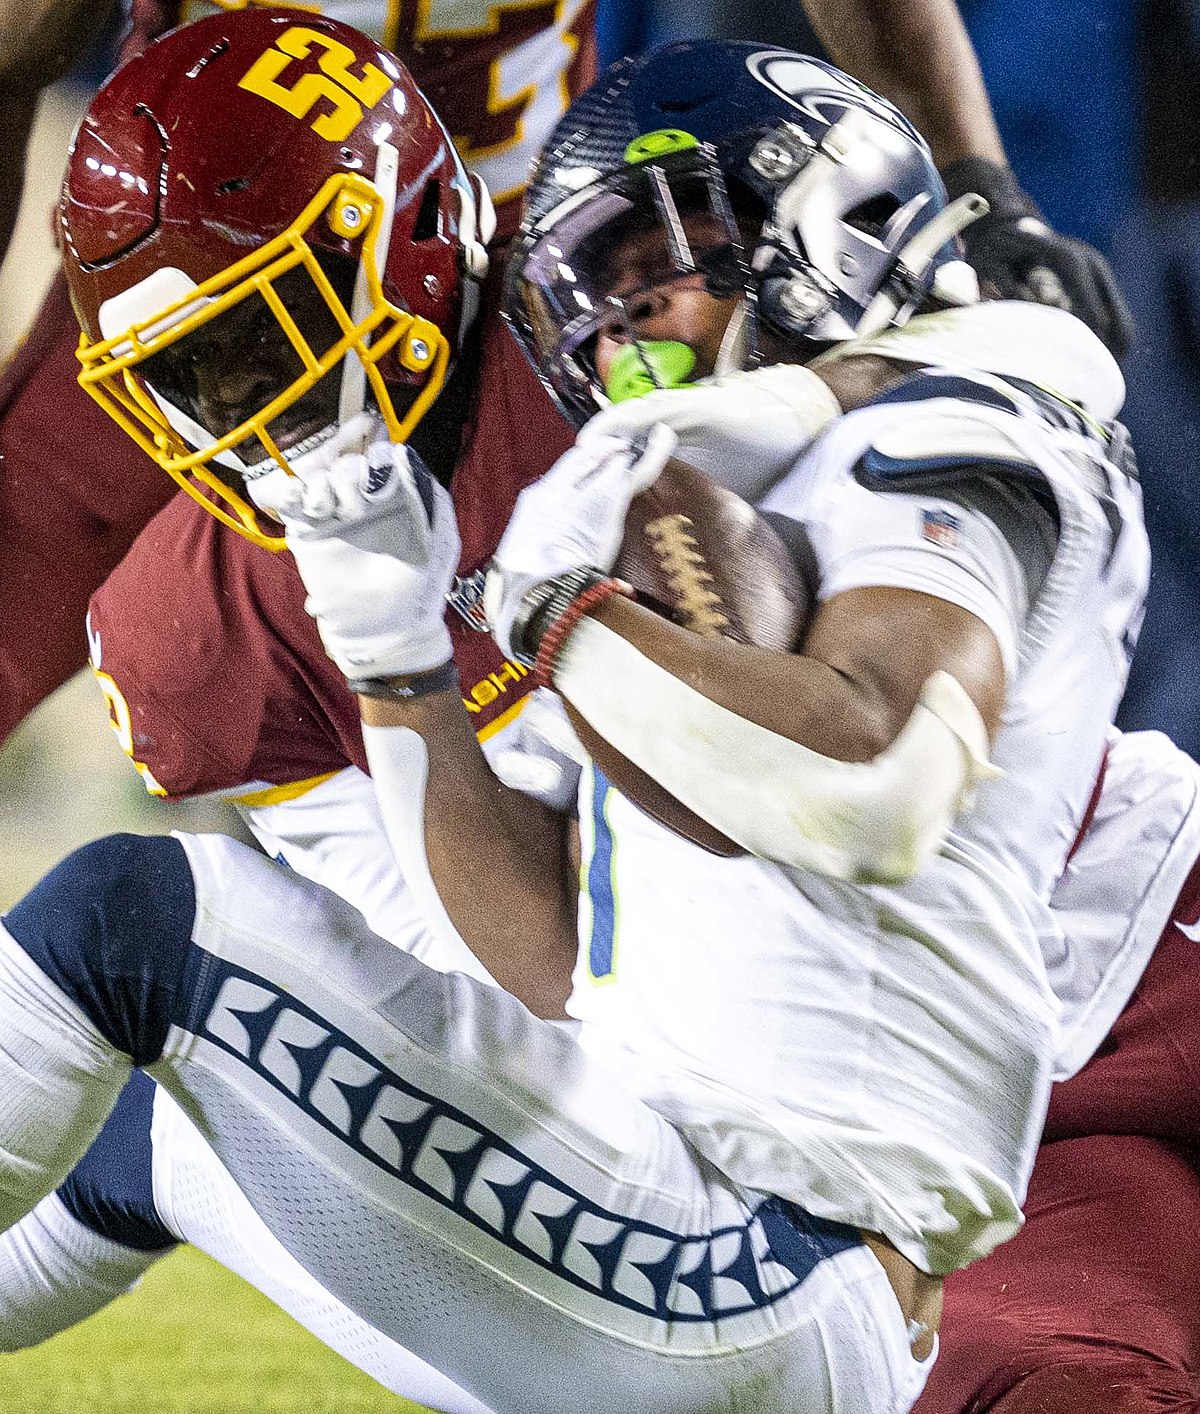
[565,456,813,857]
[615,457,811,650]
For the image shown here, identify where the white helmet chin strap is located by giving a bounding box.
[457,170,495,279]
[150,393,246,475]
[337,141,401,447]
[456,170,495,344]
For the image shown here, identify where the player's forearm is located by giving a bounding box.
[551,590,1000,880]
[578,595,900,763]
[359,688,575,1018]
[803,0,1006,168]
[573,583,1001,759]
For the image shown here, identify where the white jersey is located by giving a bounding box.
[239,711,1200,1085]
[567,306,1149,1275]
[821,306,1190,1075]
[1040,726,1200,1077]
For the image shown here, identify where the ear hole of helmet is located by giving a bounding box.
[413,180,442,242]
[842,192,903,241]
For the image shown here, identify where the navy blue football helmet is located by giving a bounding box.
[504,42,983,423]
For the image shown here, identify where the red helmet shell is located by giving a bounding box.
[60,9,471,380]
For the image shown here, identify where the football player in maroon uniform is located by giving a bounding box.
[0,19,574,1407]
[0,0,595,746]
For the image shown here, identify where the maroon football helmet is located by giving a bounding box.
[60,9,493,547]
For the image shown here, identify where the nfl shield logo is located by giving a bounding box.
[921,508,961,548]
[446,569,490,632]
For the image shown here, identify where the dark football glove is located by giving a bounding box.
[942,156,1133,360]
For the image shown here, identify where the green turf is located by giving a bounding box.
[0,1245,436,1413]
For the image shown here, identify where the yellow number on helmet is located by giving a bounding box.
[238,27,394,143]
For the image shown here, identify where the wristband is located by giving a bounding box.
[347,661,460,701]
[511,566,612,665]
[532,577,631,689]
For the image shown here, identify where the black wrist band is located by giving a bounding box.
[347,661,460,701]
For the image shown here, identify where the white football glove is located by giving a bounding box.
[251,427,459,679]
[483,422,676,662]
[583,365,841,504]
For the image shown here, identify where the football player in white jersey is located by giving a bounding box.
[0,44,1158,1414]
[0,21,1138,1402]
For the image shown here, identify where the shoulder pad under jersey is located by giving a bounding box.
[851,370,1057,514]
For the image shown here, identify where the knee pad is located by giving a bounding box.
[58,1071,177,1252]
[3,835,196,1066]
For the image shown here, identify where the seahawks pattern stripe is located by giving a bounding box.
[188,954,859,1324]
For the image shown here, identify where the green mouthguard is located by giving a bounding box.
[603,341,697,403]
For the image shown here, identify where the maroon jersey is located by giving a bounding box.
[120,0,598,235]
[86,269,576,799]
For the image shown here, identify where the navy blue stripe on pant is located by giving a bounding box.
[57,1069,176,1252]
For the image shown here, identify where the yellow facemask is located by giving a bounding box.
[75,172,449,550]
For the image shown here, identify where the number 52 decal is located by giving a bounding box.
[238,26,395,143]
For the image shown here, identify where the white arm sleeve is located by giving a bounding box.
[359,724,500,988]
[239,764,497,986]
[556,622,998,883]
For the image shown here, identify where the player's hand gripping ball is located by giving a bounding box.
[568,454,813,855]
[485,424,678,660]
[489,427,813,854]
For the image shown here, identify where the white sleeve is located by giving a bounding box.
[770,475,1033,674]
[235,765,496,984]
[0,1196,160,1351]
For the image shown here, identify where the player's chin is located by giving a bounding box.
[233,412,341,483]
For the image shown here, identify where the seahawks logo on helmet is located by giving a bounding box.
[744,51,925,146]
